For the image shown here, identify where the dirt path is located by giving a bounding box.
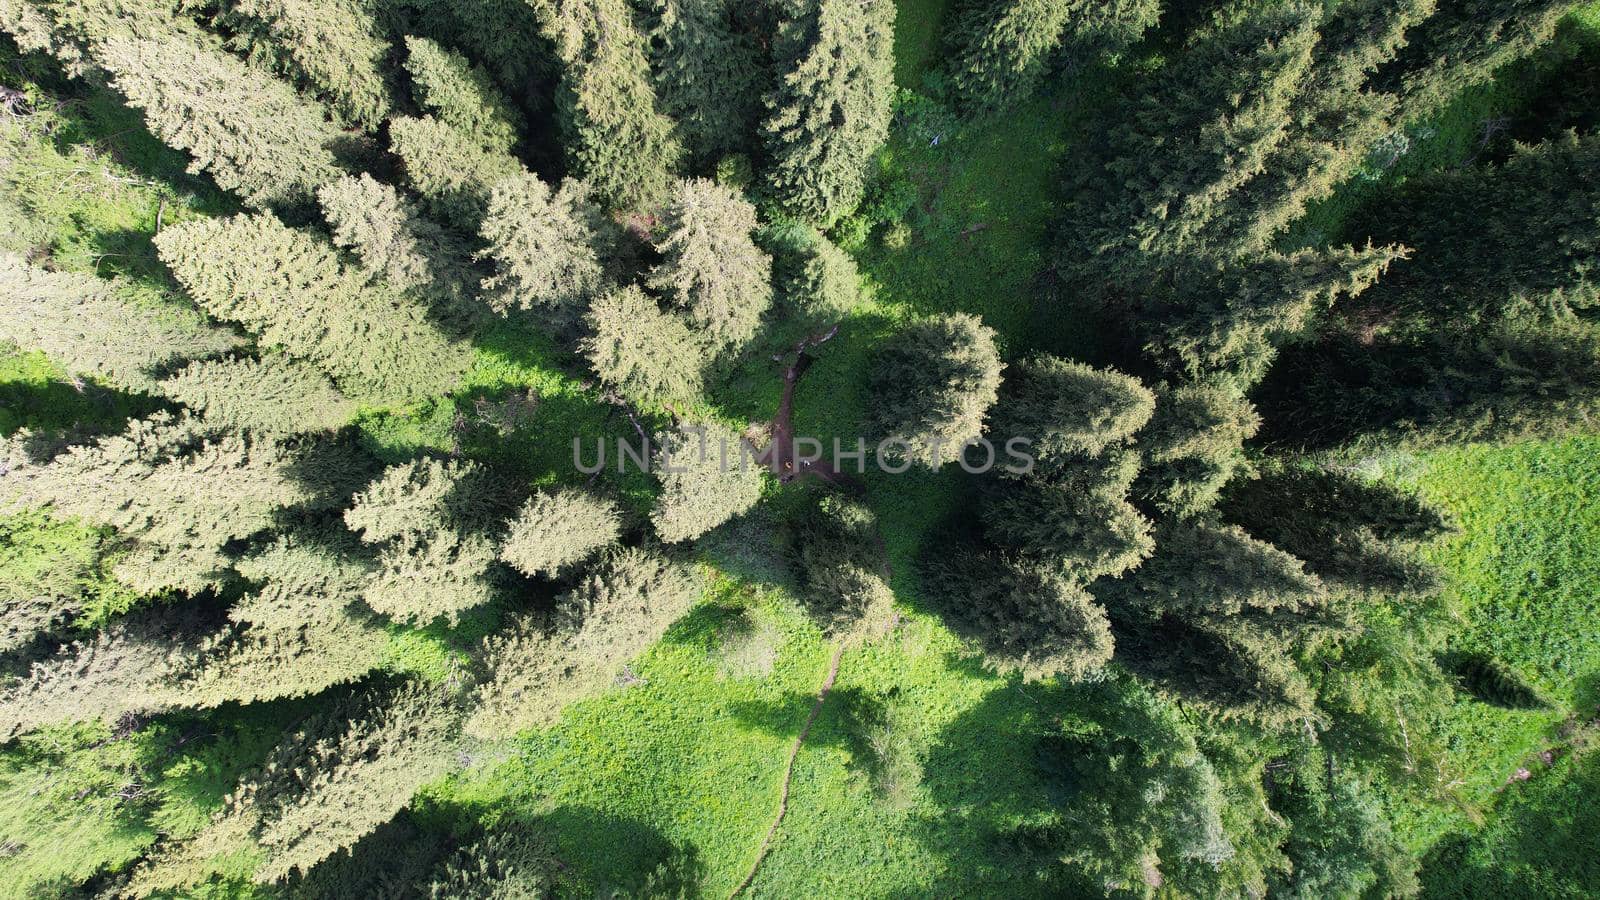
[756,324,863,491]
[728,641,846,899]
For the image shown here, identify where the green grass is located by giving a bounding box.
[890,0,952,88]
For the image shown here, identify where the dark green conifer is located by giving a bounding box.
[867,313,1003,469]
[403,35,526,153]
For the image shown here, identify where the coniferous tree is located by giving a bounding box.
[161,535,389,708]
[403,35,526,153]
[388,114,527,227]
[923,549,1114,681]
[533,0,683,210]
[156,212,472,405]
[793,495,895,646]
[96,34,347,209]
[653,421,767,543]
[1385,0,1583,117]
[989,354,1154,468]
[0,512,130,654]
[649,0,766,165]
[158,355,356,435]
[1134,380,1261,519]
[582,285,707,410]
[762,0,896,227]
[1,413,360,595]
[946,0,1158,112]
[129,682,462,892]
[468,546,702,737]
[0,253,242,394]
[650,178,774,353]
[425,827,557,899]
[500,487,621,578]
[344,458,510,625]
[211,0,399,129]
[478,173,614,332]
[1267,747,1420,899]
[764,220,862,325]
[867,313,1003,468]
[317,174,479,310]
[982,451,1155,581]
[399,0,553,91]
[0,0,198,77]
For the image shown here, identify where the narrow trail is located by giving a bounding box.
[729,641,846,899]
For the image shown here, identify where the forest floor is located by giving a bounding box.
[2,2,1600,897]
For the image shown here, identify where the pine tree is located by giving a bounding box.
[403,35,526,153]
[1134,380,1261,519]
[946,0,1158,112]
[981,451,1155,581]
[533,0,683,210]
[764,220,862,325]
[468,546,702,737]
[95,34,346,209]
[128,682,462,891]
[988,354,1154,468]
[1386,0,1583,118]
[344,458,510,625]
[649,178,774,353]
[0,253,243,394]
[478,173,614,332]
[793,496,895,646]
[648,0,766,165]
[582,285,707,410]
[652,421,767,543]
[867,313,1003,468]
[211,0,399,129]
[388,114,527,228]
[1,413,360,595]
[500,487,621,578]
[156,212,472,406]
[317,174,479,311]
[158,355,356,435]
[923,549,1114,681]
[762,0,896,227]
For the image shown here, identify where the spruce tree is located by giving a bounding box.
[212,0,399,129]
[500,487,621,578]
[946,0,1158,112]
[0,512,129,654]
[388,114,527,228]
[344,458,510,625]
[468,546,702,737]
[478,173,614,332]
[403,35,526,153]
[867,313,1003,468]
[982,452,1155,581]
[0,253,242,394]
[652,421,767,543]
[923,550,1114,681]
[762,0,896,227]
[1,413,359,595]
[425,828,557,899]
[1101,522,1325,619]
[96,34,346,209]
[162,535,389,708]
[649,0,766,165]
[129,682,462,891]
[1386,0,1582,118]
[317,174,479,311]
[1076,4,1320,267]
[533,0,683,210]
[793,496,895,646]
[988,354,1154,468]
[1134,380,1261,519]
[158,355,356,435]
[582,285,707,410]
[156,212,472,406]
[764,220,862,325]
[649,178,774,353]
